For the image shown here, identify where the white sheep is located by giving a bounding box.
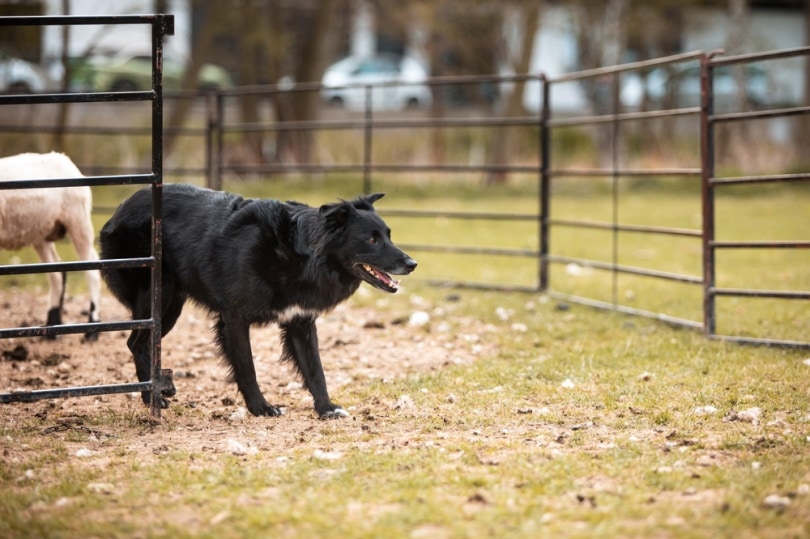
[0,152,101,340]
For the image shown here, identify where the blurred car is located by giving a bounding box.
[321,54,432,111]
[621,64,771,110]
[0,49,49,93]
[74,54,233,92]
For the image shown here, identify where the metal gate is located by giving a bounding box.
[539,48,810,349]
[0,15,172,417]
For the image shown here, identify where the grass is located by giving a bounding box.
[1,293,809,538]
[1,177,808,538]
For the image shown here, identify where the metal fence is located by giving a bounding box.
[0,14,173,416]
[0,26,807,386]
[700,48,810,348]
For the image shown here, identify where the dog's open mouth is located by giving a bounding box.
[359,263,400,293]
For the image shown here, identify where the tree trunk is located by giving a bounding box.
[163,0,216,158]
[51,0,70,152]
[796,0,810,162]
[725,0,751,162]
[485,2,540,185]
[285,0,336,165]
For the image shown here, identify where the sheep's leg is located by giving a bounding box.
[67,213,102,341]
[33,241,64,339]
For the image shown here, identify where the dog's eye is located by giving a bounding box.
[368,236,377,244]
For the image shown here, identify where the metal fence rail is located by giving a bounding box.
[0,14,172,415]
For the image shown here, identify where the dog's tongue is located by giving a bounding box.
[363,264,400,290]
[376,268,399,289]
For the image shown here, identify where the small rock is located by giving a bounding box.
[495,307,513,321]
[694,405,718,416]
[87,482,115,495]
[560,379,575,389]
[762,494,791,509]
[393,395,415,410]
[724,407,761,425]
[228,407,247,422]
[312,449,342,460]
[226,439,255,456]
[408,311,430,327]
[74,448,94,458]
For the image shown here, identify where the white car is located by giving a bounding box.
[0,50,48,93]
[322,54,432,111]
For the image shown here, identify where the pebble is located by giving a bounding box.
[762,494,791,509]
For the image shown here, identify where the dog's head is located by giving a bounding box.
[320,193,417,293]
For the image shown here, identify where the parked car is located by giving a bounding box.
[0,49,49,93]
[321,54,432,111]
[73,54,233,92]
[621,64,771,110]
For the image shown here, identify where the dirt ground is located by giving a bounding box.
[0,287,496,455]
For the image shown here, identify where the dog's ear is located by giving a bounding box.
[353,192,385,211]
[320,200,357,229]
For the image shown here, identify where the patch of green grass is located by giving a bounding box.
[1,176,808,538]
[2,301,810,538]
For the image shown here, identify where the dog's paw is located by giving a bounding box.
[319,407,349,420]
[247,402,285,417]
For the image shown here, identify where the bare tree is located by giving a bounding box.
[571,0,630,167]
[797,0,810,160]
[51,0,71,152]
[162,0,341,168]
[486,1,541,185]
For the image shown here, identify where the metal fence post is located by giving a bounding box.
[539,74,550,292]
[148,14,171,419]
[363,85,372,194]
[700,53,716,338]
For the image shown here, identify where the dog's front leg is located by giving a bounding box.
[215,316,283,417]
[281,317,348,419]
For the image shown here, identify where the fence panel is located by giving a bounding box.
[702,46,810,348]
[0,38,806,350]
[0,14,172,416]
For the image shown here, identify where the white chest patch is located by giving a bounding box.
[276,305,322,324]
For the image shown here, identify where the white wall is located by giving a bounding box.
[41,0,191,63]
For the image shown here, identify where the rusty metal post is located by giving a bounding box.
[700,53,716,338]
[611,72,621,308]
[363,85,372,194]
[148,14,171,419]
[539,74,550,292]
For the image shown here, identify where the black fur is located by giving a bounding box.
[100,184,416,418]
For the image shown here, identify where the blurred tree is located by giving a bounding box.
[570,0,630,167]
[163,0,343,167]
[486,1,541,185]
[797,0,810,160]
[52,0,71,153]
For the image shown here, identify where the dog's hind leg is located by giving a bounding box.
[281,317,347,419]
[215,315,283,417]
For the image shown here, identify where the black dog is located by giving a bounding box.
[100,184,416,418]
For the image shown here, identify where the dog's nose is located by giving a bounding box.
[404,257,418,273]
